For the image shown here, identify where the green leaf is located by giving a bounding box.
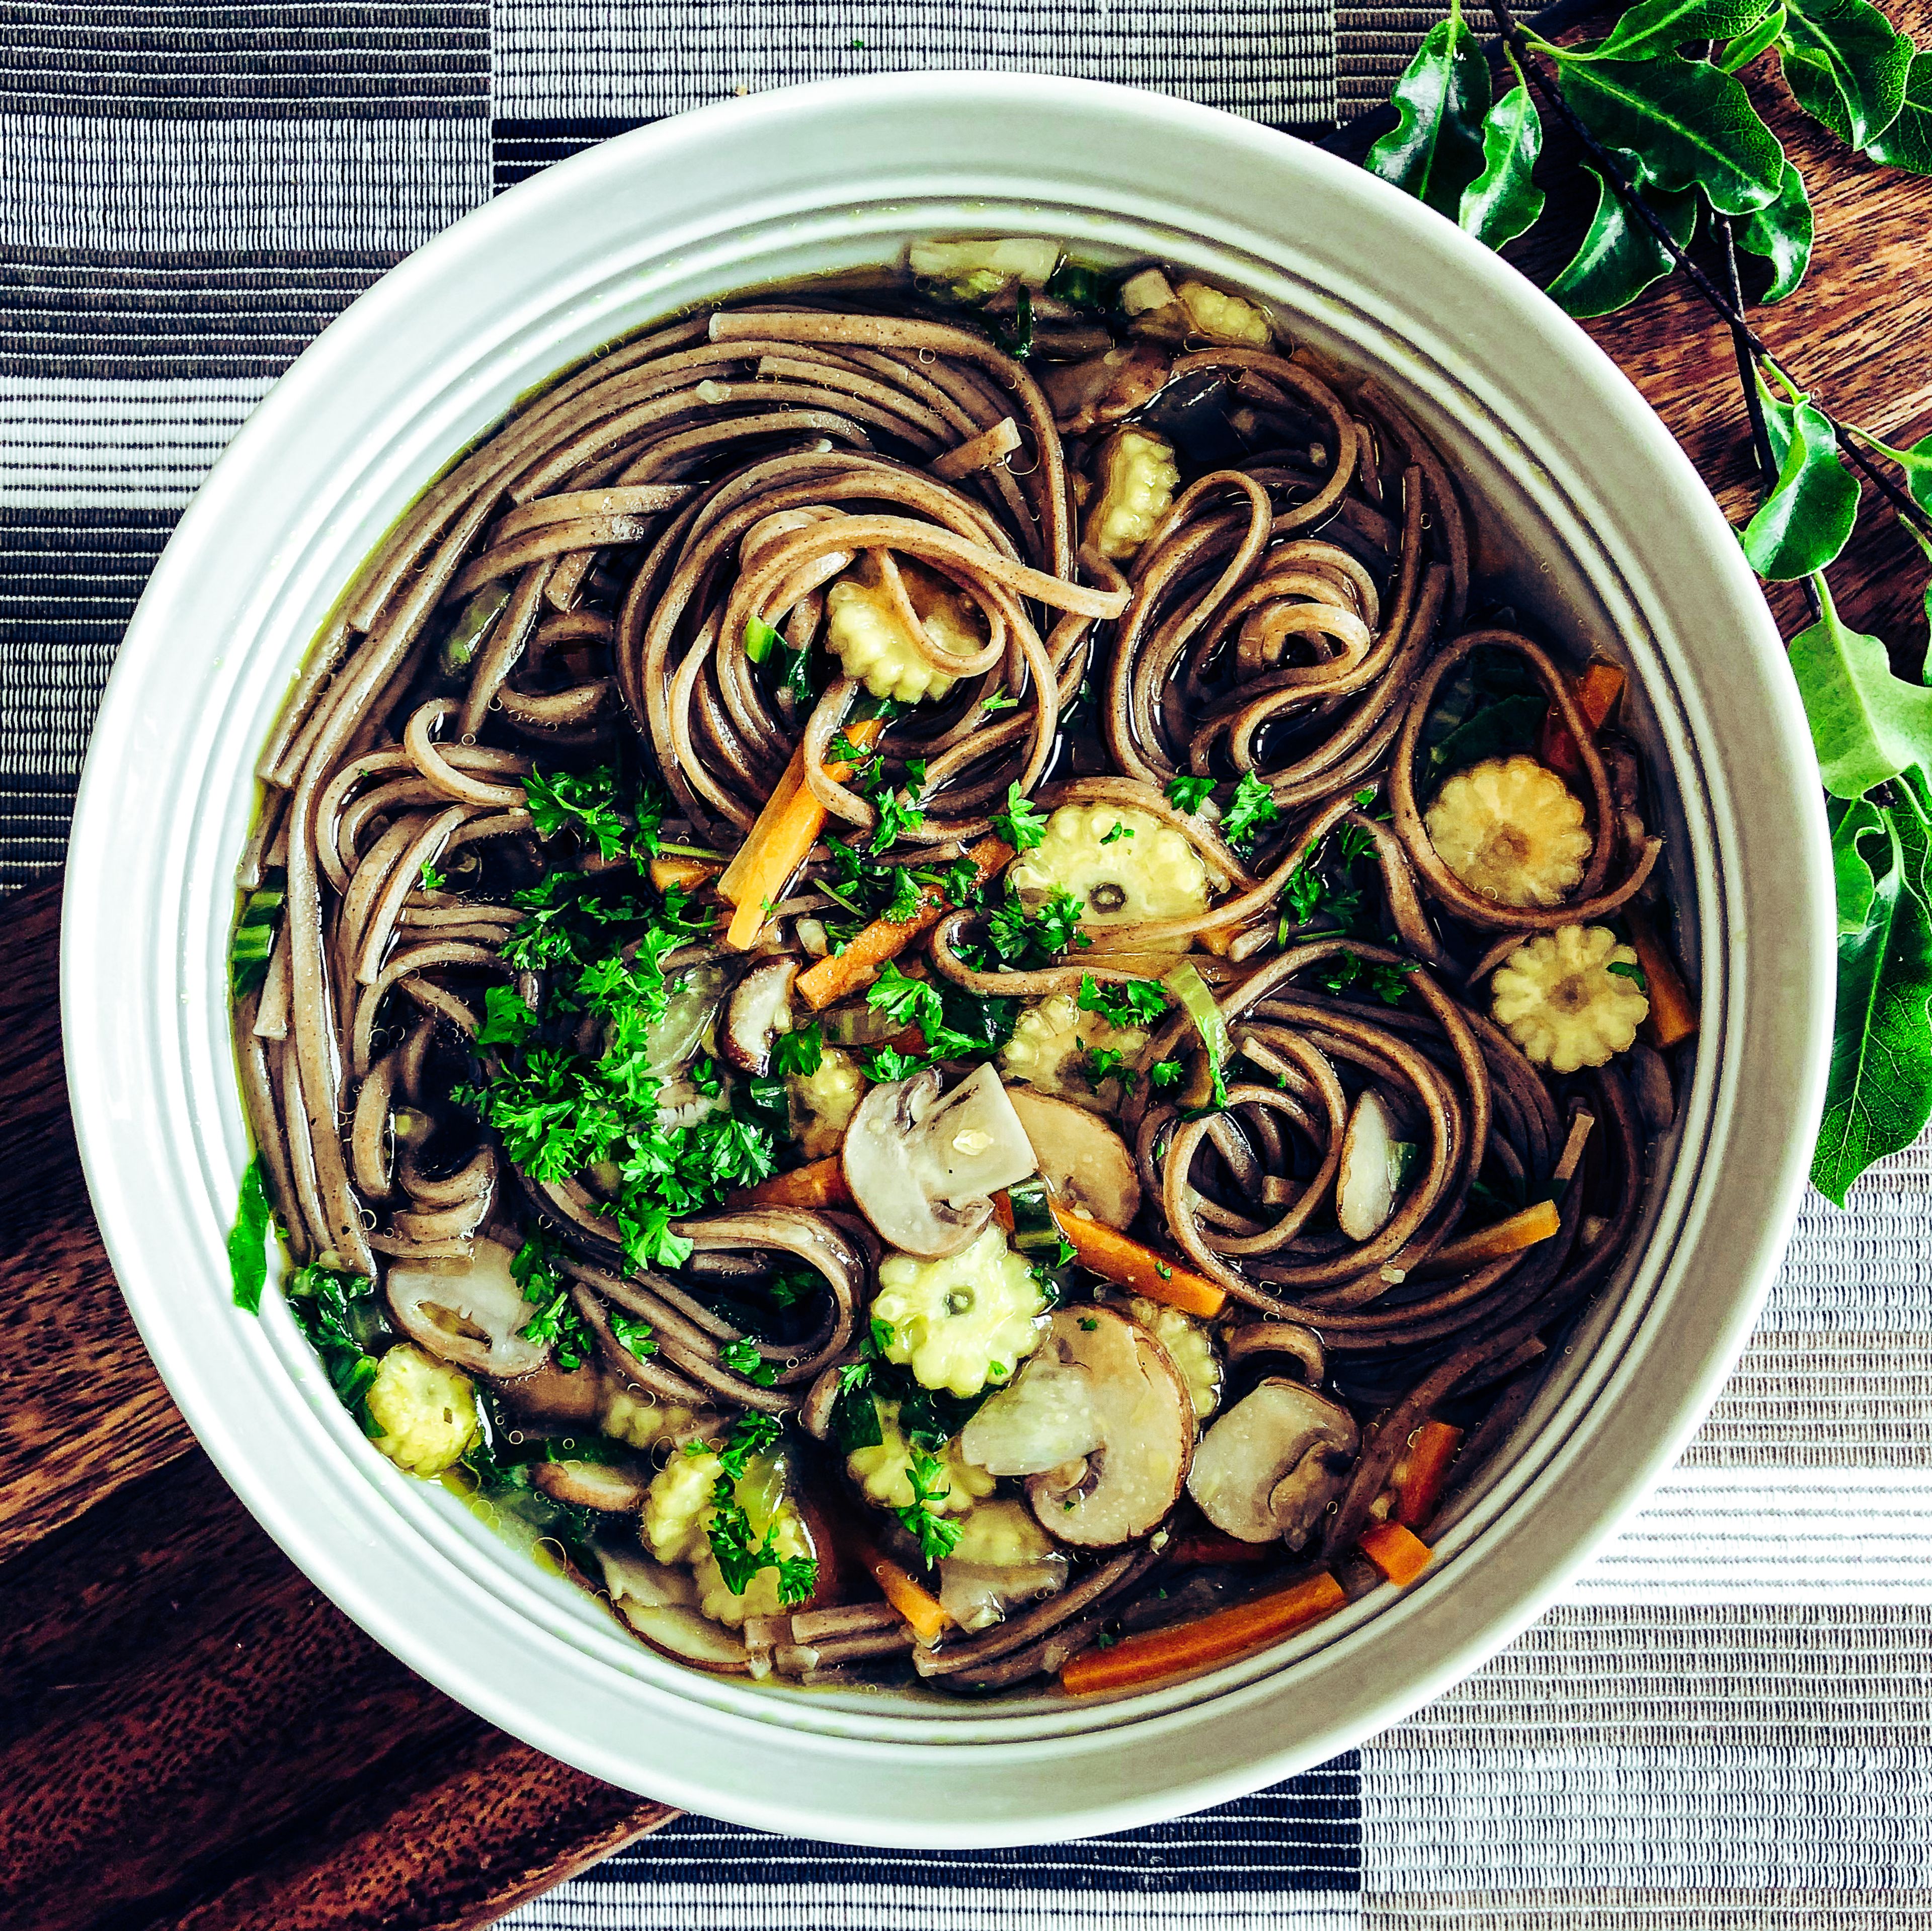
[1813,774,1932,1204]
[1830,793,1887,933]
[228,1154,273,1314]
[1591,0,1780,61]
[1459,83,1547,247]
[1547,157,1700,317]
[1557,55,1786,214]
[1741,398,1858,577]
[1730,159,1813,300]
[1893,510,1932,681]
[1719,0,1789,66]
[1788,579,1932,797]
[1781,0,1913,145]
[1365,2,1494,218]
[1867,50,1932,171]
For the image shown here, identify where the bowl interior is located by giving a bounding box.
[61,74,1828,1842]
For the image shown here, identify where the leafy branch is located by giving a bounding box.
[1367,0,1932,1200]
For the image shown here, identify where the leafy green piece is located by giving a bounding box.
[1221,770,1282,851]
[1731,160,1813,301]
[992,782,1049,852]
[831,1383,886,1454]
[1866,49,1932,169]
[285,1261,390,1431]
[1077,972,1170,1029]
[706,1473,817,1604]
[863,1044,922,1081]
[1085,1045,1138,1093]
[1099,821,1135,846]
[1780,0,1912,145]
[1741,396,1858,578]
[716,1412,783,1479]
[1165,774,1216,813]
[1789,578,1932,797]
[744,615,783,664]
[1365,0,1493,218]
[477,982,539,1047]
[229,869,286,997]
[228,1154,272,1314]
[1813,774,1932,1204]
[1589,0,1780,59]
[512,1235,595,1372]
[720,1336,780,1386]
[772,1021,824,1078]
[1425,692,1548,772]
[608,1308,657,1358]
[985,884,1088,969]
[895,1449,966,1567]
[1555,55,1785,215]
[1719,0,1788,66]
[1459,81,1547,248]
[1548,158,1700,318]
[523,765,640,862]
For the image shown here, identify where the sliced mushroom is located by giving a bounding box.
[1038,341,1171,435]
[1022,1306,1193,1547]
[495,1358,607,1422]
[533,1457,653,1513]
[841,1063,1038,1258]
[723,957,799,1074]
[1187,1378,1360,1548]
[959,1348,1105,1475]
[1336,1089,1408,1242]
[1006,1089,1141,1230]
[387,1237,550,1378]
[597,1542,751,1674]
[937,1499,1071,1634]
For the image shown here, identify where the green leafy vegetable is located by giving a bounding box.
[477,982,539,1047]
[1548,159,1701,317]
[1365,0,1493,217]
[609,1308,657,1358]
[863,1044,922,1081]
[720,1336,780,1387]
[706,1473,817,1603]
[1788,577,1932,797]
[228,1154,272,1314]
[1165,774,1216,813]
[992,782,1049,852]
[512,1235,595,1373]
[895,1449,965,1567]
[772,1022,824,1078]
[1459,79,1547,248]
[1732,160,1814,301]
[1741,395,1859,578]
[1780,0,1912,145]
[285,1261,390,1431]
[229,869,286,997]
[1076,972,1170,1029]
[1221,770,1282,851]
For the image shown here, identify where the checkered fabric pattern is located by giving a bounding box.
[9,6,1930,1925]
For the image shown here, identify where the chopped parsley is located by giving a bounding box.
[1085,1045,1138,1094]
[896,1449,965,1567]
[1099,821,1135,846]
[1221,770,1281,853]
[1165,774,1216,814]
[981,685,1020,714]
[284,1260,390,1433]
[992,782,1049,853]
[512,1234,595,1373]
[1076,972,1168,1029]
[862,1044,923,1081]
[1607,960,1649,987]
[720,1335,780,1387]
[609,1308,657,1358]
[419,859,445,892]
[772,1021,824,1078]
[985,884,1088,970]
[706,1474,816,1604]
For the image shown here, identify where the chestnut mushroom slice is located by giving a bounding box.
[1187,1378,1360,1548]
[596,1542,752,1674]
[722,957,799,1074]
[1038,341,1171,435]
[387,1237,550,1379]
[1021,1306,1194,1548]
[959,1347,1106,1476]
[841,1063,1038,1259]
[1006,1089,1141,1231]
[1336,1088,1407,1242]
[533,1458,653,1513]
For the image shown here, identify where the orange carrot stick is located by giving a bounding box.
[1060,1572,1346,1697]
[1540,660,1626,780]
[794,834,1014,1010]
[1394,1419,1464,1530]
[1358,1521,1434,1587]
[1423,1198,1559,1273]
[1166,1530,1279,1568]
[738,1156,853,1210]
[649,855,720,894]
[853,1539,951,1646]
[718,717,883,953]
[1625,903,1698,1049]
[1052,1207,1227,1319]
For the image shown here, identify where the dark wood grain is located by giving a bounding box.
[9,39,1932,1918]
[0,883,673,1931]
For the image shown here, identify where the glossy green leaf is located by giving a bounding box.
[1866,49,1932,171]
[1591,0,1779,61]
[1788,580,1932,797]
[1781,0,1913,145]
[1547,155,1699,317]
[1894,511,1932,682]
[1557,54,1787,214]
[229,1154,272,1315]
[1741,398,1857,576]
[1813,772,1932,1205]
[1459,82,1547,246]
[1731,159,1813,300]
[1719,1,1789,67]
[1366,3,1493,217]
[1831,794,1886,932]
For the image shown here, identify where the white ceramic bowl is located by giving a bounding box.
[63,72,1833,1844]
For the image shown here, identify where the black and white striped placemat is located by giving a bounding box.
[8,8,1927,1924]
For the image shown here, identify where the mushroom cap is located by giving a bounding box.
[1022,1306,1194,1548]
[1186,1377,1360,1547]
[722,957,799,1075]
[597,1541,752,1674]
[1336,1087,1403,1243]
[841,1063,1039,1258]
[533,1456,654,1513]
[1006,1088,1142,1230]
[387,1237,550,1379]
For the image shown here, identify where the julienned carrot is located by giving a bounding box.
[1540,660,1626,780]
[1394,1419,1464,1530]
[739,1156,853,1210]
[1424,1198,1559,1272]
[1358,1521,1434,1587]
[794,834,1014,1010]
[855,1541,951,1646]
[718,717,883,953]
[649,855,720,894]
[1052,1208,1227,1319]
[1167,1530,1279,1568]
[1060,1572,1346,1697]
[1625,903,1698,1049]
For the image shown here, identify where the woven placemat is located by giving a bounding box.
[7,7,1926,1924]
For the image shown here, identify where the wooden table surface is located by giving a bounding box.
[6,38,1931,1926]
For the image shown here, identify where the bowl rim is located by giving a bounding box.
[60,68,1833,1843]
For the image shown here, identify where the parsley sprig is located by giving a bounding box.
[896,1449,965,1568]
